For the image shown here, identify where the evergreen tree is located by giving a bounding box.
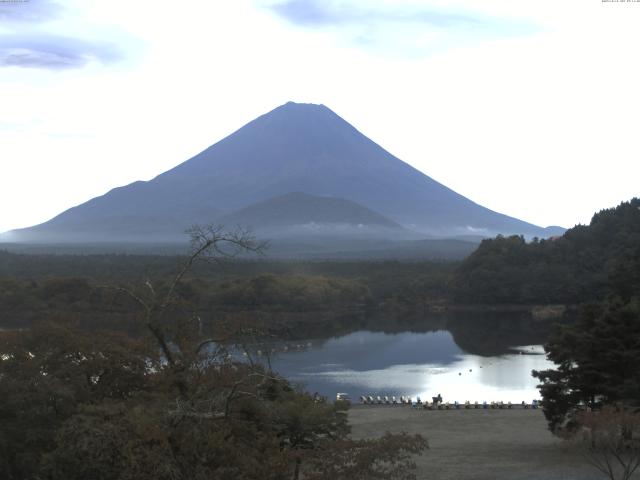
[533,299,640,432]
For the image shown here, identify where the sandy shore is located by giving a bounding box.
[348,405,618,480]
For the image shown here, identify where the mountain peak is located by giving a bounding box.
[283,100,321,106]
[9,102,558,244]
[281,100,328,110]
[261,101,340,125]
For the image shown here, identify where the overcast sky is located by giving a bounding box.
[1,0,639,233]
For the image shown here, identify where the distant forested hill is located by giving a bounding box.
[450,198,640,304]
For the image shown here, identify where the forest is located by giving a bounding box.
[1,199,639,478]
[0,247,456,336]
[450,198,640,305]
[3,199,638,321]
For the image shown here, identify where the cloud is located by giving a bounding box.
[0,1,135,70]
[270,0,341,26]
[0,0,64,23]
[0,34,121,70]
[262,0,538,57]
[269,0,481,28]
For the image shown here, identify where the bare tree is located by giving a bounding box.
[104,224,266,397]
[571,406,640,480]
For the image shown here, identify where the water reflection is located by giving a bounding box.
[263,330,552,403]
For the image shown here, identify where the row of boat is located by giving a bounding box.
[357,395,541,409]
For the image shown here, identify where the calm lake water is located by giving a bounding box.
[253,330,553,403]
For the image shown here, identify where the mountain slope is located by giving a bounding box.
[219,192,404,236]
[10,101,559,243]
[450,198,640,304]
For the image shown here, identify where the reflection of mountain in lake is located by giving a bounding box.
[263,328,552,401]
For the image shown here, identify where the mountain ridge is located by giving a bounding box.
[6,101,563,244]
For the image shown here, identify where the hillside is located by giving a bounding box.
[219,192,404,236]
[450,198,640,304]
[6,102,560,244]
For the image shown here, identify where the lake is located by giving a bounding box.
[252,329,553,403]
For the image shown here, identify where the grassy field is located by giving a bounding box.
[348,405,617,480]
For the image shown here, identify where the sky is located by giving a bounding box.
[1,0,639,234]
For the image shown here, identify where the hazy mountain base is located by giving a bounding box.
[0,235,479,260]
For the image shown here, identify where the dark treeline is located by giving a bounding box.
[6,198,639,343]
[3,198,639,313]
[450,198,640,305]
[0,274,377,341]
[0,251,455,300]
[0,246,559,357]
[0,252,455,336]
